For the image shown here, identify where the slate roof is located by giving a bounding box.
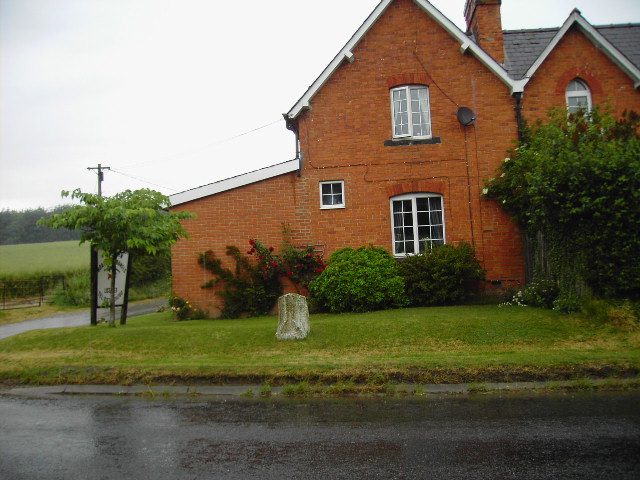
[503,24,640,80]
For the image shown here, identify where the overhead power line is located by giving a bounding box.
[118,118,284,170]
[110,169,179,193]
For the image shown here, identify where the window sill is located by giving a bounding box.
[384,137,441,147]
[320,205,346,210]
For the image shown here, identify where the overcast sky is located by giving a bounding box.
[2,0,639,211]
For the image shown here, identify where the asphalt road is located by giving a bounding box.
[0,298,166,339]
[1,392,639,479]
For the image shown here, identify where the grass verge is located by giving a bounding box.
[0,305,638,386]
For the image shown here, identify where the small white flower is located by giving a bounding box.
[504,157,510,163]
[482,188,488,195]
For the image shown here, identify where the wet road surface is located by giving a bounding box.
[0,298,166,339]
[1,391,638,479]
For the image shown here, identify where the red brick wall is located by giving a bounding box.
[295,0,523,286]
[171,172,308,316]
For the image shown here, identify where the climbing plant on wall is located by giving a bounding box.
[199,237,326,318]
[484,108,640,305]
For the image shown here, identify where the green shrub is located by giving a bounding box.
[397,242,485,306]
[484,108,640,301]
[168,295,206,320]
[582,298,639,331]
[52,269,91,306]
[131,252,170,286]
[309,245,408,313]
[519,276,559,309]
[608,301,639,332]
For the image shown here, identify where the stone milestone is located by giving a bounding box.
[276,293,310,340]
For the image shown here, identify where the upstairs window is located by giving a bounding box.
[390,85,431,139]
[320,181,345,209]
[390,193,445,256]
[566,79,591,114]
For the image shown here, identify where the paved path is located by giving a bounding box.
[0,298,166,340]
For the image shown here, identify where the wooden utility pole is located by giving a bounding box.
[87,165,110,325]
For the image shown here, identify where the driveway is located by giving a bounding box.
[0,298,167,340]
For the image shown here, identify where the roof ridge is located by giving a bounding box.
[503,27,560,34]
[593,23,640,28]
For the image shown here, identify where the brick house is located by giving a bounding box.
[169,0,640,317]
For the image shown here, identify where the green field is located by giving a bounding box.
[0,241,89,277]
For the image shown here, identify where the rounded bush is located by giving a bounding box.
[308,246,408,313]
[397,242,485,306]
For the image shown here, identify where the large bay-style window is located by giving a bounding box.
[390,193,445,256]
[566,78,592,114]
[390,85,431,139]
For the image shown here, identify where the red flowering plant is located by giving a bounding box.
[246,238,282,281]
[199,239,283,318]
[280,243,327,290]
[198,237,327,318]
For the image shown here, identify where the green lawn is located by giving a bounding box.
[1,305,638,386]
[0,241,89,277]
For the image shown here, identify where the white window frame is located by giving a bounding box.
[319,181,345,209]
[390,193,445,256]
[390,85,432,139]
[566,78,592,114]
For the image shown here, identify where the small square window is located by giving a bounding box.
[320,181,345,209]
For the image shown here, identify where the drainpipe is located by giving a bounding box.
[283,114,302,176]
[513,92,524,142]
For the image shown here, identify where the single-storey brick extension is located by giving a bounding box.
[170,0,640,317]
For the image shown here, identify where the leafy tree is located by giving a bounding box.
[38,189,194,326]
[484,108,640,303]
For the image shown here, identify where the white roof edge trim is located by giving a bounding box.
[169,159,299,207]
[520,11,640,89]
[287,0,394,119]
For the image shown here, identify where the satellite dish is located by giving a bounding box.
[457,107,476,126]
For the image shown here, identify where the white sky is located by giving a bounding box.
[2,0,639,210]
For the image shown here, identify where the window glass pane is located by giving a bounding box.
[428,196,442,211]
[405,243,415,254]
[321,182,344,207]
[417,226,431,251]
[431,225,444,242]
[567,79,587,92]
[403,226,414,240]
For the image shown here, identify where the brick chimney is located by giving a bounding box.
[464,0,505,64]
